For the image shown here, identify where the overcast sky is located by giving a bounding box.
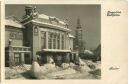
[6,5,101,50]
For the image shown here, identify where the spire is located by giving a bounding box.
[77,16,81,29]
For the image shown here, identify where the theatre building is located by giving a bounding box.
[5,6,77,67]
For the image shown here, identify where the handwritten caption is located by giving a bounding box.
[107,11,121,17]
[109,66,120,70]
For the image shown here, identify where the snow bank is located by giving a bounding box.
[61,63,70,69]
[69,63,76,68]
[48,68,76,79]
[23,64,31,70]
[30,61,43,79]
[5,67,27,79]
[40,63,56,73]
[94,61,101,70]
[79,58,91,71]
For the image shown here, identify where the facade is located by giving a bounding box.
[5,6,77,67]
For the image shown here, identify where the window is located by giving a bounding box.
[48,32,52,49]
[41,31,46,49]
[57,34,60,49]
[53,34,56,49]
[14,53,20,65]
[61,35,64,49]
[48,32,65,50]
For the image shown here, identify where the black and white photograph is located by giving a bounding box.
[0,1,1,81]
[5,5,101,79]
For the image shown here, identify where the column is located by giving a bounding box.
[56,34,58,49]
[46,32,48,49]
[65,34,67,49]
[29,52,32,64]
[59,34,62,49]
[63,35,65,49]
[51,33,53,49]
[9,46,14,67]
[32,25,39,61]
[65,53,70,63]
[21,53,25,64]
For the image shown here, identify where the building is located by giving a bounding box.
[5,6,77,67]
[5,16,31,67]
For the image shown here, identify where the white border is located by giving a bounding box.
[2,0,128,84]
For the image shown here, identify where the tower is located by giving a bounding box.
[25,6,33,16]
[22,6,38,20]
[74,17,84,53]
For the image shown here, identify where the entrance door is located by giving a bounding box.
[24,53,31,64]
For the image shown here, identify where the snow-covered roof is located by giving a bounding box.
[31,20,71,32]
[59,20,66,25]
[6,17,24,28]
[84,50,94,55]
[37,14,67,25]
[22,13,70,32]
[38,14,49,20]
[68,34,75,38]
[42,49,71,52]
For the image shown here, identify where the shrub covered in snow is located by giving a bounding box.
[30,61,43,79]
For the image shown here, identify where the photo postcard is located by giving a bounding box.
[0,0,128,84]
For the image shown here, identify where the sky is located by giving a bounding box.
[6,5,101,50]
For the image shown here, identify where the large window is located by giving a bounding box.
[14,53,20,65]
[57,34,60,49]
[61,35,64,49]
[53,34,56,49]
[48,32,52,49]
[41,31,46,49]
[47,32,65,50]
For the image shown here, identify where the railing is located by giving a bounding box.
[6,46,31,53]
[5,45,31,67]
[9,46,31,53]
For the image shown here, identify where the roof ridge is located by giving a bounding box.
[6,16,21,23]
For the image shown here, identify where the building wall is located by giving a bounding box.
[25,23,73,61]
[5,26,26,66]
[24,23,39,61]
[32,25,40,61]
[5,23,74,65]
[38,26,69,50]
[69,38,74,50]
[5,26,23,47]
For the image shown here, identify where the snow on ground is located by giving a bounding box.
[5,59,101,79]
[5,64,32,79]
[47,68,76,79]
